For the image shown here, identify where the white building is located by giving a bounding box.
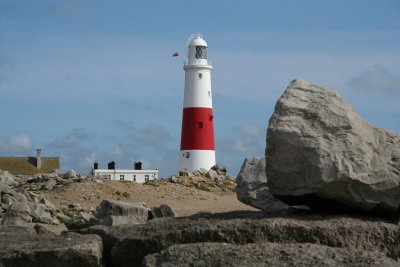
[93,161,158,183]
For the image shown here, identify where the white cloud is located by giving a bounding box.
[350,66,400,93]
[47,127,94,149]
[137,123,171,147]
[237,124,264,139]
[0,134,32,153]
[110,146,123,158]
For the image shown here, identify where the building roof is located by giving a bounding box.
[188,35,207,47]
[0,157,59,175]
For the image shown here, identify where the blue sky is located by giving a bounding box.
[1,0,399,177]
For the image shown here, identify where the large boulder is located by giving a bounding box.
[236,157,290,211]
[150,204,176,218]
[143,242,398,267]
[76,215,400,266]
[266,79,400,214]
[95,199,149,226]
[0,225,102,266]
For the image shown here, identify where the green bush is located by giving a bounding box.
[144,180,159,187]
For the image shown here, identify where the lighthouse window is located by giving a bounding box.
[198,73,202,79]
[198,121,203,128]
[185,152,190,158]
[195,46,207,59]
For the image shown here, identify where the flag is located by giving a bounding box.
[172,52,179,57]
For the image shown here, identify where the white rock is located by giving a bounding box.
[266,79,400,214]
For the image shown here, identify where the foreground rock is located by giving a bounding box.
[1,183,60,226]
[65,199,175,230]
[0,225,102,267]
[236,157,290,212]
[95,199,149,226]
[76,214,400,266]
[143,242,398,267]
[266,79,400,214]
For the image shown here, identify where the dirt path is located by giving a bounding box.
[42,180,258,217]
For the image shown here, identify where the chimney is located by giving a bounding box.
[36,148,42,170]
[93,161,99,170]
[134,161,142,170]
[108,161,115,170]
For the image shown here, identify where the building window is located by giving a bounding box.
[106,175,111,180]
[120,175,124,181]
[145,175,150,182]
[195,46,207,59]
[133,175,136,182]
[198,73,202,79]
[185,152,190,158]
[198,121,203,128]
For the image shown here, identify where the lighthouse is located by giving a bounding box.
[180,35,216,171]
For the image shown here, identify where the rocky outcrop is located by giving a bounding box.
[76,215,400,266]
[168,165,236,192]
[266,79,400,214]
[143,242,398,267]
[236,157,290,211]
[0,170,18,187]
[0,170,113,228]
[0,225,103,267]
[65,199,150,230]
[1,183,60,226]
[65,199,176,230]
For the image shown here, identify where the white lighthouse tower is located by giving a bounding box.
[180,35,216,171]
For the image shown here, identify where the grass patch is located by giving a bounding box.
[144,180,159,187]
[194,183,211,192]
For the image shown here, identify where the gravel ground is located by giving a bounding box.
[42,180,258,217]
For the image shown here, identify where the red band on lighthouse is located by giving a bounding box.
[180,107,215,150]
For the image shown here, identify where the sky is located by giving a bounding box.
[0,0,399,177]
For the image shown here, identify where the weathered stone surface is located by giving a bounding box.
[171,166,236,192]
[0,225,103,267]
[2,201,33,225]
[150,204,176,218]
[266,79,400,214]
[143,242,398,267]
[63,169,77,179]
[76,215,400,266]
[0,170,17,187]
[168,175,178,183]
[64,212,100,230]
[1,185,60,226]
[95,199,149,226]
[206,169,218,180]
[236,157,290,211]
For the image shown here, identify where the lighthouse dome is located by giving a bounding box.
[188,35,208,47]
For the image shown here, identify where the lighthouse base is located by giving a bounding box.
[180,150,215,171]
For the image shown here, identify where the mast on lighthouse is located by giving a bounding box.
[180,34,216,171]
